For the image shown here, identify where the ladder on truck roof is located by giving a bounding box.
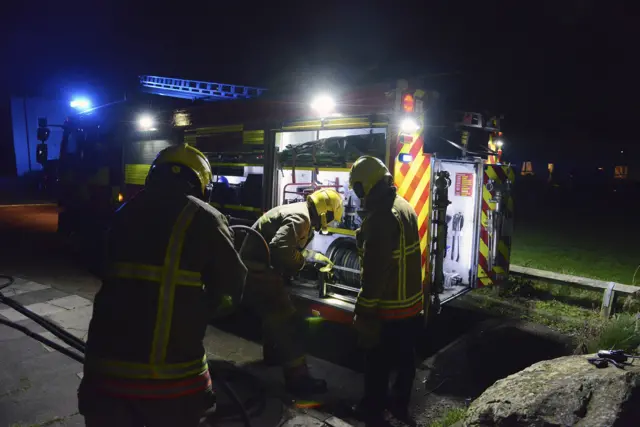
[139,75,267,101]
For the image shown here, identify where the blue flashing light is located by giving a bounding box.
[398,153,413,163]
[70,98,91,110]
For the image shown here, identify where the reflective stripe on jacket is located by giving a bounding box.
[241,202,314,274]
[355,194,423,320]
[83,188,247,398]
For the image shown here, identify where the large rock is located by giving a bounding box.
[464,355,640,427]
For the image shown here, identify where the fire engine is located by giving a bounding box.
[35,75,515,324]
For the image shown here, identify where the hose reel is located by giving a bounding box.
[325,237,361,290]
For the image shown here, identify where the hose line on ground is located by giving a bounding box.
[0,317,85,363]
[0,274,255,427]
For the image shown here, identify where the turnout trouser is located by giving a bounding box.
[78,380,215,427]
[242,269,307,371]
[360,317,419,416]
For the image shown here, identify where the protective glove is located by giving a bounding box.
[209,294,236,320]
[302,249,334,273]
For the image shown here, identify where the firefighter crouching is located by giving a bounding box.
[349,156,423,426]
[240,188,344,395]
[78,144,248,427]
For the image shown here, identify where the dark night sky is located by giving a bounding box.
[2,0,637,170]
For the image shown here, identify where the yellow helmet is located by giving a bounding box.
[349,155,392,199]
[307,188,344,232]
[148,143,213,196]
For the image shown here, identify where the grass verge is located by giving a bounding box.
[472,276,640,354]
[428,408,466,427]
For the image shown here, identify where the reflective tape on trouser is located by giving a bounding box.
[84,367,213,399]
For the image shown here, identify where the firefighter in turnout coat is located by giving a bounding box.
[349,156,423,426]
[78,144,248,427]
[240,188,344,395]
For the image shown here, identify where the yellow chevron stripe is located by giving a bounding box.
[409,164,431,207]
[498,240,510,261]
[485,166,501,182]
[477,263,491,279]
[480,238,489,258]
[398,155,427,200]
[505,166,515,182]
[399,143,412,154]
[417,194,431,234]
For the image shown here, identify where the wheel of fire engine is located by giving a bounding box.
[325,237,360,288]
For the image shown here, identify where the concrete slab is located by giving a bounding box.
[8,286,69,306]
[46,305,93,339]
[48,294,93,310]
[0,278,50,297]
[281,414,325,427]
[204,325,263,364]
[0,300,68,322]
[0,332,82,427]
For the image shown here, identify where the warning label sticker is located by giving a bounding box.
[455,173,474,197]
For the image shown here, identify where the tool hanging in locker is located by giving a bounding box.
[451,212,464,262]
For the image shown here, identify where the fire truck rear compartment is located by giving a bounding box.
[288,232,470,315]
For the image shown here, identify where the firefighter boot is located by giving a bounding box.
[284,363,328,395]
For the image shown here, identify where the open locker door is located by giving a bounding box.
[475,164,516,288]
[431,158,484,304]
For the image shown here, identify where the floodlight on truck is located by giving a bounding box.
[137,114,156,131]
[400,118,420,134]
[310,95,336,117]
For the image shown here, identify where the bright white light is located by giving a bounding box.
[400,118,420,134]
[138,114,156,131]
[311,95,336,116]
[495,139,504,148]
[70,98,91,110]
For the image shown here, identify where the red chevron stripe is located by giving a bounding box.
[399,139,424,176]
[403,157,430,202]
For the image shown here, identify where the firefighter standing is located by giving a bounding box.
[349,156,423,426]
[78,144,248,427]
[240,188,344,395]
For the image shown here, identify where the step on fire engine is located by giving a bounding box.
[35,75,515,324]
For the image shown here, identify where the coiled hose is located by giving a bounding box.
[325,238,361,288]
[0,224,272,427]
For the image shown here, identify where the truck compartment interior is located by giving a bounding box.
[274,128,385,212]
[210,165,264,208]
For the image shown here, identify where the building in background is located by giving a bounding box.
[9,96,72,176]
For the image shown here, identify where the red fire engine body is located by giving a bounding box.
[37,76,515,325]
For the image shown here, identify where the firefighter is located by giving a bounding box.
[78,143,248,427]
[348,156,423,426]
[240,188,344,395]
